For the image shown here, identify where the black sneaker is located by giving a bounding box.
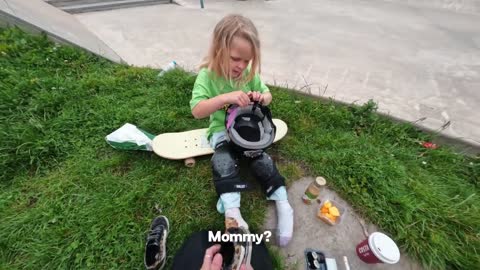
[144,216,169,270]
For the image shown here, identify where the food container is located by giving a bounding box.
[317,199,346,226]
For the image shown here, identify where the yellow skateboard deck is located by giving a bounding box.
[152,119,288,167]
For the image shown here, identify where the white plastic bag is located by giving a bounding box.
[105,123,155,151]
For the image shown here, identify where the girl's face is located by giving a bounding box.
[229,36,253,79]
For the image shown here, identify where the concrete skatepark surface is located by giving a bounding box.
[75,0,480,150]
[263,177,424,269]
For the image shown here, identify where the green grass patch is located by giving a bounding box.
[1,27,479,269]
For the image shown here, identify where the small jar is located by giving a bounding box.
[302,177,326,204]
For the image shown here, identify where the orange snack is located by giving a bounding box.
[318,200,342,225]
[325,213,335,221]
[329,206,340,217]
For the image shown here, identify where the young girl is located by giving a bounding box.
[190,14,294,246]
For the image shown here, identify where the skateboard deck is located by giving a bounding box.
[152,119,288,167]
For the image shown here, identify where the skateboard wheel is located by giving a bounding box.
[184,158,196,167]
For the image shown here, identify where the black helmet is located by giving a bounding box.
[225,102,276,154]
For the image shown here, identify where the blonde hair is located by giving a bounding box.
[200,14,261,85]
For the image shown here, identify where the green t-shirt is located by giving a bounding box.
[190,68,270,139]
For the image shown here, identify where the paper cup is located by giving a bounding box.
[356,232,400,264]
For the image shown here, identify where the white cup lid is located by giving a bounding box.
[368,232,400,264]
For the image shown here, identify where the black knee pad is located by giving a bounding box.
[249,152,285,197]
[211,142,249,195]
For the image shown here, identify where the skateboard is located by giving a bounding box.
[152,119,288,167]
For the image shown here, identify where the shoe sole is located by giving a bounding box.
[242,228,252,269]
[231,245,245,270]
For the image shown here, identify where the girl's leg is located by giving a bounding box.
[210,131,249,229]
[217,192,249,229]
[268,187,294,247]
[249,153,294,247]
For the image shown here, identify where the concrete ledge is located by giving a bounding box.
[47,0,170,14]
[0,0,124,63]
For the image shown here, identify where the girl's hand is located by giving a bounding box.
[223,91,250,107]
[248,91,272,105]
[247,91,263,103]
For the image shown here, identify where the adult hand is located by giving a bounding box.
[223,91,250,107]
[200,244,223,270]
[240,264,254,270]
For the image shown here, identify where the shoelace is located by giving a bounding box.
[147,226,165,243]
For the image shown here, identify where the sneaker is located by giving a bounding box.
[144,216,169,270]
[224,220,252,270]
[240,227,252,270]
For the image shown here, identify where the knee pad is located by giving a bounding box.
[211,142,249,195]
[249,152,285,197]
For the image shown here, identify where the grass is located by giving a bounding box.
[0,27,479,269]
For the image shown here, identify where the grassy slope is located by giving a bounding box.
[0,28,478,269]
